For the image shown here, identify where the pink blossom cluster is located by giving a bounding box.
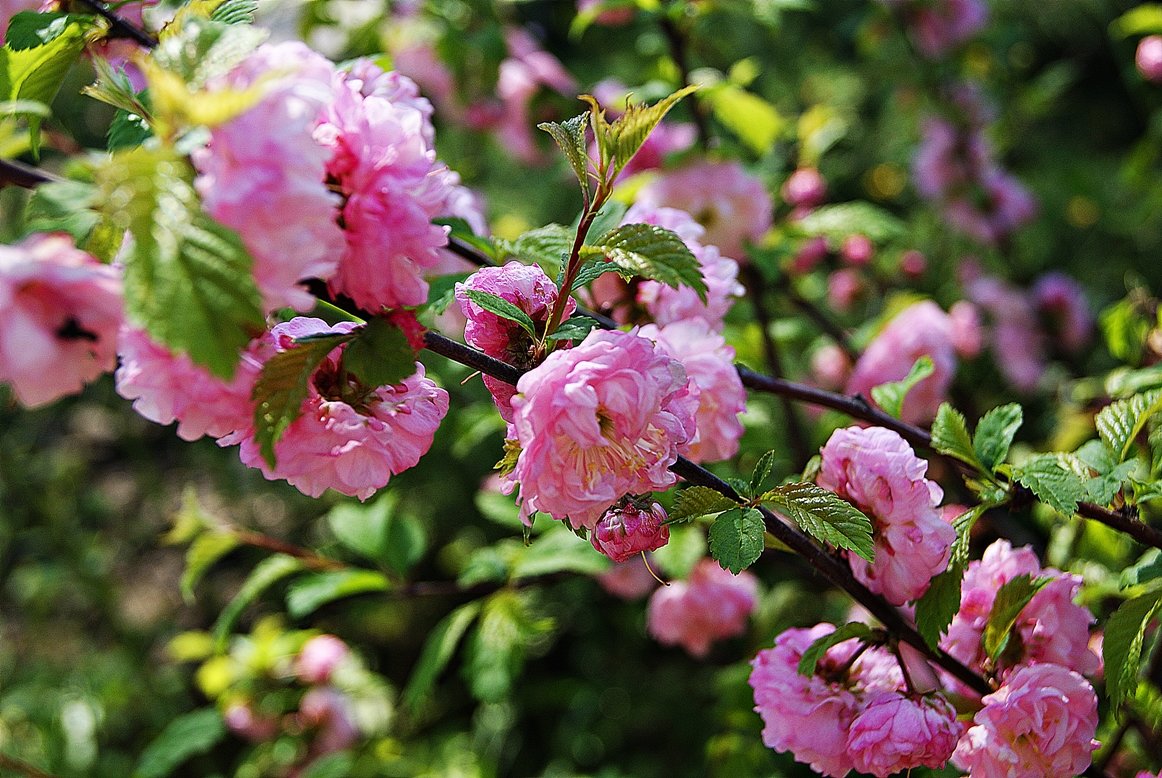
[817,426,955,605]
[913,113,1037,245]
[879,0,988,59]
[846,300,980,424]
[750,623,963,777]
[648,558,758,657]
[505,328,697,528]
[0,234,123,408]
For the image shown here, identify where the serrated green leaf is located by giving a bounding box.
[570,255,631,290]
[1104,591,1162,709]
[465,590,554,703]
[209,0,259,24]
[1097,390,1162,463]
[326,496,426,575]
[4,12,88,50]
[546,316,599,342]
[1111,4,1162,37]
[23,179,98,242]
[761,482,875,562]
[403,600,482,710]
[135,708,225,778]
[181,530,239,602]
[973,403,1023,471]
[931,403,985,471]
[341,317,418,388]
[708,507,766,573]
[578,201,629,245]
[585,222,706,301]
[949,504,987,567]
[982,574,1051,661]
[667,486,739,523]
[463,289,538,338]
[870,356,934,419]
[96,146,264,379]
[913,562,964,649]
[749,450,779,495]
[1012,453,1090,516]
[704,82,785,155]
[794,202,904,242]
[797,622,874,676]
[251,333,352,468]
[212,554,304,645]
[600,85,697,175]
[1087,460,1139,506]
[285,570,391,619]
[538,113,592,198]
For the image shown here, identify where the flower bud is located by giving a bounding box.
[1137,36,1162,83]
[781,167,827,209]
[590,501,670,563]
[295,634,350,685]
[841,234,874,266]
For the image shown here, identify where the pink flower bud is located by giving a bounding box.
[841,234,874,266]
[900,250,927,277]
[1138,36,1162,83]
[810,344,852,390]
[590,501,670,563]
[781,167,827,209]
[827,268,864,312]
[296,635,350,685]
[790,236,829,275]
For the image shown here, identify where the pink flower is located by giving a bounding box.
[576,0,635,26]
[507,329,697,528]
[749,623,903,777]
[597,556,660,599]
[639,320,746,463]
[1138,36,1162,83]
[913,117,989,201]
[0,234,123,408]
[781,167,827,209]
[826,268,864,312]
[810,343,852,390]
[818,426,954,605]
[455,262,575,421]
[941,540,1100,678]
[949,300,983,357]
[626,204,744,329]
[193,42,344,312]
[115,327,259,441]
[649,558,757,657]
[847,691,962,776]
[965,273,1047,392]
[900,249,927,277]
[590,501,670,563]
[840,234,874,266]
[317,62,457,312]
[909,0,988,58]
[635,161,772,257]
[952,664,1099,778]
[296,635,350,685]
[298,687,359,754]
[490,27,577,164]
[223,702,278,742]
[846,301,960,424]
[1032,272,1092,354]
[229,318,449,500]
[790,236,829,275]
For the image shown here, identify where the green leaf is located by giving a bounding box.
[209,0,259,24]
[23,179,98,242]
[403,601,482,710]
[212,554,304,645]
[570,255,630,290]
[704,82,785,155]
[973,403,1023,471]
[1111,4,1162,37]
[5,12,89,50]
[510,526,611,579]
[870,356,934,419]
[1100,297,1153,365]
[667,486,738,523]
[538,113,592,199]
[95,147,264,379]
[1121,549,1162,590]
[578,201,629,245]
[797,622,874,676]
[425,270,472,314]
[546,316,599,342]
[749,451,780,495]
[251,332,352,468]
[761,482,875,562]
[134,708,225,778]
[465,590,553,703]
[326,496,426,575]
[595,85,697,174]
[463,289,537,338]
[794,202,904,242]
[949,504,987,567]
[913,562,965,649]
[108,108,152,150]
[181,530,240,602]
[1012,454,1091,516]
[285,570,391,619]
[1104,591,1162,709]
[341,317,419,388]
[501,224,574,269]
[1096,390,1162,463]
[708,507,766,573]
[981,574,1051,661]
[932,403,985,471]
[151,16,267,89]
[585,223,706,301]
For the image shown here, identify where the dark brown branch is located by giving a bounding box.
[0,157,58,188]
[74,0,158,48]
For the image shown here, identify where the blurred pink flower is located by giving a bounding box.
[810,343,852,390]
[299,686,359,754]
[576,0,635,26]
[1032,271,1092,354]
[639,320,746,463]
[649,558,757,657]
[229,318,449,501]
[597,556,660,599]
[116,327,259,441]
[909,0,988,59]
[296,635,350,685]
[840,234,874,266]
[965,273,1047,392]
[781,167,827,209]
[1137,36,1162,83]
[948,300,983,357]
[847,691,963,777]
[590,501,670,562]
[507,329,696,528]
[492,27,577,165]
[952,663,1099,778]
[818,426,954,605]
[0,234,123,408]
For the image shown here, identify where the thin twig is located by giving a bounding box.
[74,0,158,48]
[232,530,345,572]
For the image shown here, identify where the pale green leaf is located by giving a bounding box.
[931,403,985,471]
[135,709,225,778]
[403,600,481,710]
[538,113,592,198]
[603,85,697,175]
[181,531,239,602]
[794,202,904,242]
[510,526,610,579]
[797,622,874,676]
[285,570,391,619]
[212,554,304,645]
[705,82,785,154]
[667,485,738,523]
[870,356,934,419]
[1012,454,1090,516]
[973,403,1023,471]
[1104,591,1162,709]
[981,574,1051,661]
[1111,4,1162,37]
[1096,390,1162,463]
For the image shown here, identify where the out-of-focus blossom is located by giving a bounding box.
[847,691,963,777]
[590,501,670,562]
[598,556,660,599]
[965,273,1047,392]
[909,0,988,59]
[639,320,746,463]
[0,235,123,408]
[1032,272,1092,354]
[952,664,1099,778]
[948,300,983,357]
[781,167,827,209]
[488,27,577,165]
[790,235,829,275]
[576,0,635,26]
[818,426,954,605]
[846,301,959,424]
[507,329,696,528]
[840,234,874,266]
[810,343,852,390]
[1137,36,1162,83]
[295,635,350,685]
[298,687,359,754]
[826,268,864,312]
[900,249,927,277]
[649,558,757,657]
[635,160,772,257]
